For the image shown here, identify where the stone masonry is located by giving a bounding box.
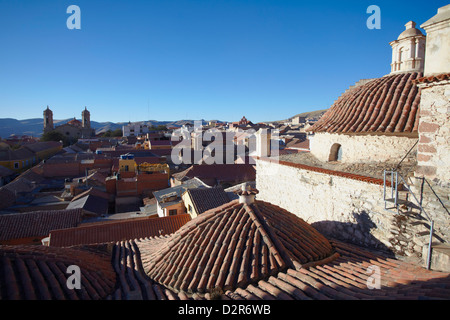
[256,158,447,265]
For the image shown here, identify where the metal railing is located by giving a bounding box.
[383,169,434,270]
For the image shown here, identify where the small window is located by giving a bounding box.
[329,143,342,162]
[188,204,192,213]
[168,209,177,216]
[14,162,19,169]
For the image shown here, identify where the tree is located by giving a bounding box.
[102,129,122,137]
[41,130,69,146]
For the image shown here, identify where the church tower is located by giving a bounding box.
[43,106,54,133]
[389,21,426,74]
[82,107,91,128]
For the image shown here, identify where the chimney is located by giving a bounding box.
[235,183,258,204]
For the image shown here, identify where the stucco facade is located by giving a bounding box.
[309,132,418,164]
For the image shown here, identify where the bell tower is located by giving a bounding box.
[389,21,426,74]
[43,106,54,133]
[82,107,91,128]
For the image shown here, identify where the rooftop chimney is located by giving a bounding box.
[235,183,258,204]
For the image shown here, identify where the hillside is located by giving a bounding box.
[0,118,215,138]
[288,109,328,120]
[270,108,328,124]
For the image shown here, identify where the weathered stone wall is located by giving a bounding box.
[415,82,450,187]
[412,81,450,244]
[256,158,447,260]
[310,132,417,164]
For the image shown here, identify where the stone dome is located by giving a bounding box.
[137,199,336,294]
[398,21,424,40]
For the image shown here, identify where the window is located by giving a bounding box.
[329,143,342,162]
[188,204,192,213]
[14,162,19,169]
[168,209,177,216]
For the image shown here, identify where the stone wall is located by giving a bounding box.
[310,132,417,164]
[255,158,447,260]
[415,82,450,187]
[412,81,450,245]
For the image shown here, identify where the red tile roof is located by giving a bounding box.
[113,229,450,301]
[137,199,336,294]
[413,73,450,84]
[225,240,450,300]
[0,244,116,300]
[2,214,449,300]
[308,72,422,134]
[0,209,83,242]
[49,214,191,247]
[173,164,256,185]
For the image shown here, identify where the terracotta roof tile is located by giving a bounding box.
[172,164,256,185]
[413,73,450,84]
[0,209,83,242]
[136,199,336,294]
[0,244,116,300]
[308,72,422,134]
[2,202,450,300]
[49,214,191,247]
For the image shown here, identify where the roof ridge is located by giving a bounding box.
[244,203,288,269]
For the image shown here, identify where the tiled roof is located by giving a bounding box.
[66,194,109,216]
[0,209,83,242]
[112,236,450,300]
[308,72,422,134]
[184,187,230,214]
[0,244,116,300]
[172,164,256,184]
[137,200,335,294]
[49,214,191,247]
[286,139,310,150]
[0,147,35,161]
[2,215,450,300]
[224,240,450,300]
[413,72,450,84]
[24,141,62,153]
[0,188,15,210]
[0,165,15,177]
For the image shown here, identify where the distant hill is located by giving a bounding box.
[0,118,222,138]
[288,109,328,120]
[270,108,328,124]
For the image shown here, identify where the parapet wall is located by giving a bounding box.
[255,158,447,259]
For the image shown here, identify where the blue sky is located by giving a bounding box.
[0,0,446,123]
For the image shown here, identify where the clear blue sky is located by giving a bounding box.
[0,0,446,123]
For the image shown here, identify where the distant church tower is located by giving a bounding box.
[389,21,426,74]
[82,107,91,128]
[43,106,54,133]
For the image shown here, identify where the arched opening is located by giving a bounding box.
[329,143,342,162]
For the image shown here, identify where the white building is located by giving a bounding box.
[122,122,150,137]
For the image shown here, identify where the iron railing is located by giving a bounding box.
[383,169,434,270]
